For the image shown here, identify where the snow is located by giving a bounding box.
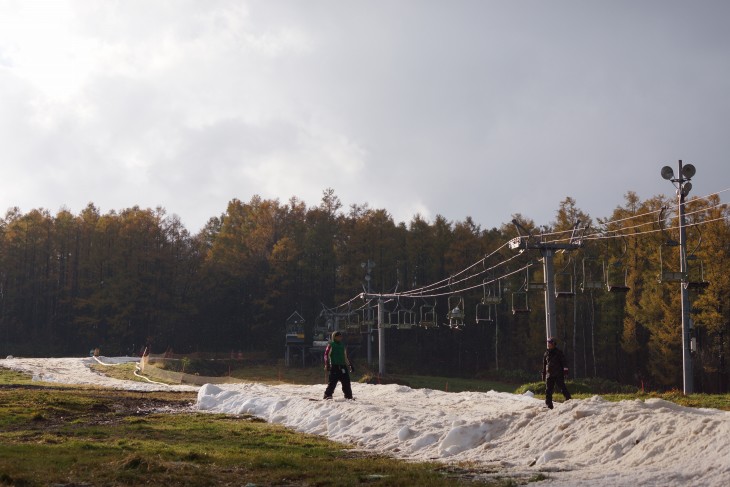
[1,356,196,392]
[2,356,729,486]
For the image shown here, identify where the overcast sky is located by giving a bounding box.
[1,1,729,233]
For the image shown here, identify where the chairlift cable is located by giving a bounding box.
[592,187,729,230]
[328,190,728,311]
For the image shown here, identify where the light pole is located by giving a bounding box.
[362,260,375,366]
[661,160,696,394]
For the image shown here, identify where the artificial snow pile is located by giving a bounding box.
[1,356,196,392]
[2,357,729,486]
[197,381,730,486]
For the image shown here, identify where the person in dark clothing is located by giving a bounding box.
[542,337,571,409]
[323,331,354,400]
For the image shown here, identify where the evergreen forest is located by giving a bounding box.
[1,188,728,392]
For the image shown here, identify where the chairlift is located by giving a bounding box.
[447,294,465,330]
[604,234,630,293]
[655,206,683,283]
[419,298,438,329]
[359,300,375,334]
[527,265,546,291]
[397,297,418,330]
[580,257,604,292]
[512,291,530,314]
[345,305,361,335]
[603,262,629,292]
[511,267,531,315]
[685,226,710,290]
[312,308,334,347]
[604,261,630,293]
[475,279,501,324]
[657,242,684,283]
[685,255,710,290]
[554,258,575,298]
[385,300,400,329]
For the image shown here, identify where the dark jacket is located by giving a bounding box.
[543,347,567,379]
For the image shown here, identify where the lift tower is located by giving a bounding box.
[509,220,584,340]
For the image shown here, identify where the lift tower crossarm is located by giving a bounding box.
[508,220,584,340]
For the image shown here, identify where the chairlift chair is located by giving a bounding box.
[580,257,604,292]
[475,302,494,323]
[528,280,546,291]
[312,309,333,347]
[511,267,531,314]
[604,261,630,293]
[603,234,630,293]
[447,294,465,330]
[685,255,710,290]
[419,299,438,329]
[359,302,375,334]
[397,298,417,330]
[345,308,361,335]
[387,305,400,329]
[554,259,576,298]
[511,291,530,315]
[685,224,710,290]
[657,242,685,283]
[475,279,501,324]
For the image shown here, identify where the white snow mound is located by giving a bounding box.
[197,382,730,486]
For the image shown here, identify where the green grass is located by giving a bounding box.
[89,362,151,383]
[0,367,35,385]
[228,363,329,384]
[0,367,514,486]
[515,380,730,411]
[573,391,730,410]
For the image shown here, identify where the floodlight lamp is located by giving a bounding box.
[683,182,693,196]
[682,164,696,179]
[661,166,674,180]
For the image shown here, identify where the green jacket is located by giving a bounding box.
[327,340,347,366]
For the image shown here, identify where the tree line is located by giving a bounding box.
[0,189,728,391]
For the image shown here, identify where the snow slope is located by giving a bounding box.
[197,382,730,486]
[1,356,196,392]
[2,356,728,486]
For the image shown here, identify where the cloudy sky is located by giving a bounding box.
[1,1,729,233]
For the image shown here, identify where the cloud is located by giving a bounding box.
[0,1,729,232]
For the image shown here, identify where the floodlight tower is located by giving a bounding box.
[661,160,697,395]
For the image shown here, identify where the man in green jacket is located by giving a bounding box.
[323,331,354,400]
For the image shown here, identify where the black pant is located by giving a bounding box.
[324,366,352,399]
[545,376,571,408]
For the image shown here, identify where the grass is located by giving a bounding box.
[0,367,516,486]
[229,363,329,385]
[573,391,730,410]
[515,380,730,411]
[0,367,35,386]
[89,362,152,383]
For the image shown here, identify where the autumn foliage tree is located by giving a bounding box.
[0,189,727,391]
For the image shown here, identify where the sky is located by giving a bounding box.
[1,1,729,233]
[3,356,729,486]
